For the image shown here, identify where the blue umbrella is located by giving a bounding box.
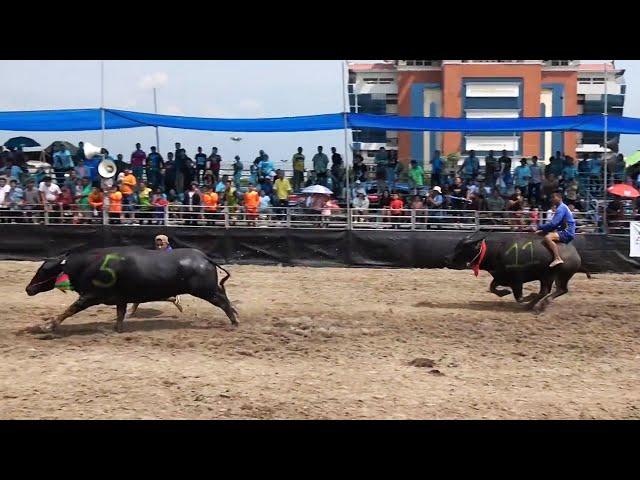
[4,136,40,149]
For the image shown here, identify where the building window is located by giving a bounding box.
[386,94,398,105]
[363,77,396,85]
[549,60,571,66]
[403,60,434,66]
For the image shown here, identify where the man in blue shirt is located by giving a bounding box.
[146,146,164,188]
[514,158,531,197]
[430,150,444,187]
[535,191,576,267]
[459,150,479,182]
[52,144,75,184]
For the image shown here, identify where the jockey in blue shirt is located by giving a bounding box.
[535,191,576,267]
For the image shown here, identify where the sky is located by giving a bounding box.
[1,60,639,164]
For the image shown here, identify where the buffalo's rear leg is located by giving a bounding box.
[511,282,525,303]
[535,274,571,313]
[197,292,238,326]
[529,276,555,312]
[115,303,127,333]
[489,279,511,298]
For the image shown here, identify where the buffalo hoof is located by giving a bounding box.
[20,323,54,335]
[114,323,124,333]
[491,289,511,298]
[532,302,547,315]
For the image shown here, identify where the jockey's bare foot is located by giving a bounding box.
[549,258,564,268]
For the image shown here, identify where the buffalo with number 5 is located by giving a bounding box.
[24,246,237,333]
[445,232,591,312]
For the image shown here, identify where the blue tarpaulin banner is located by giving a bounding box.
[2,108,640,133]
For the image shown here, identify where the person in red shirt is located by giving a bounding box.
[389,192,404,228]
[130,143,147,182]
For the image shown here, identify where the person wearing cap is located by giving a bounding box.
[129,235,183,317]
[352,190,370,223]
[426,186,444,225]
[233,155,244,189]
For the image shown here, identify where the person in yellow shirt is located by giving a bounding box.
[243,183,260,225]
[292,147,305,191]
[273,170,292,211]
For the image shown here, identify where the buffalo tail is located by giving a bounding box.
[579,267,592,279]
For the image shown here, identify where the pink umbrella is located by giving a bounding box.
[607,184,640,199]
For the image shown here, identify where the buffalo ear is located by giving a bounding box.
[462,232,487,245]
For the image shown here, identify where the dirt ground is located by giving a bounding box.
[1,260,639,419]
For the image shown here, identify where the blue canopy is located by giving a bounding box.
[1,108,640,134]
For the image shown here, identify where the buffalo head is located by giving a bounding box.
[446,232,487,270]
[25,256,67,296]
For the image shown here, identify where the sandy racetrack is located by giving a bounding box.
[1,260,639,419]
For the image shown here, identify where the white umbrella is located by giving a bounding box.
[302,185,333,195]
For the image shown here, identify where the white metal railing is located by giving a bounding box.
[0,203,613,234]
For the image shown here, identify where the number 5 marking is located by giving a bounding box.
[92,253,124,288]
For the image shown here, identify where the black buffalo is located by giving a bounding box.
[25,246,237,333]
[446,232,590,312]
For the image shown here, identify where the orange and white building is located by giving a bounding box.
[348,60,626,167]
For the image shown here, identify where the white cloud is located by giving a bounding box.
[237,98,263,114]
[138,72,169,90]
[202,105,228,117]
[165,105,184,116]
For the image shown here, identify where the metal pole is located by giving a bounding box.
[153,87,160,152]
[100,61,105,147]
[342,60,352,230]
[602,61,609,230]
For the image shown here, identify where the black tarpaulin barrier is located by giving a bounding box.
[0,225,638,273]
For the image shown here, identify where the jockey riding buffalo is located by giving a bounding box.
[24,246,237,333]
[446,231,590,312]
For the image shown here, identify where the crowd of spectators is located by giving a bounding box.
[351,147,639,229]
[1,141,639,230]
[0,141,349,225]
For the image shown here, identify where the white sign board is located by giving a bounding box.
[465,136,519,152]
[465,109,519,119]
[631,222,640,257]
[465,83,520,98]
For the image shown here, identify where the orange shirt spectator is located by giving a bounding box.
[390,196,404,215]
[109,190,123,213]
[244,189,260,212]
[202,191,219,212]
[121,172,137,195]
[88,189,104,209]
